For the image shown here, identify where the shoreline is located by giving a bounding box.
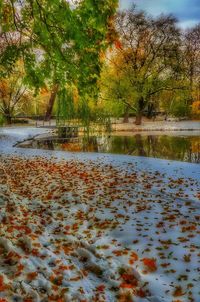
[0,126,200,164]
[2,119,200,132]
[112,120,200,132]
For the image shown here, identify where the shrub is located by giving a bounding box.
[191,101,200,119]
[170,99,191,118]
[0,115,5,126]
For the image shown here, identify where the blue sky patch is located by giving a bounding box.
[119,0,200,28]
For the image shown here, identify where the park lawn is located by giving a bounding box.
[0,155,200,302]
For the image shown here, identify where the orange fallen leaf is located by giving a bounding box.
[120,283,135,289]
[27,272,38,280]
[173,286,185,297]
[142,258,157,272]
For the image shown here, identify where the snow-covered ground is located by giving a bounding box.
[0,127,200,302]
[113,120,200,132]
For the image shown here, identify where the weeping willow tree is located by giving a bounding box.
[56,87,75,126]
[56,85,112,137]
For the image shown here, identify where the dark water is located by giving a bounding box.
[19,134,200,163]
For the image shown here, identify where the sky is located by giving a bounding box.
[119,0,200,29]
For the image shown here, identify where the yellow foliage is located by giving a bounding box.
[191,138,200,153]
[192,101,200,115]
[40,87,49,96]
[0,80,8,98]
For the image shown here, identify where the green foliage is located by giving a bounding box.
[170,99,191,117]
[160,87,191,118]
[0,0,118,88]
[0,45,21,77]
[100,62,138,117]
[57,87,75,124]
[0,114,5,126]
[0,0,118,123]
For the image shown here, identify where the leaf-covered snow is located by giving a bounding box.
[0,153,200,302]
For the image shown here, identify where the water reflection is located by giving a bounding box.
[22,134,200,163]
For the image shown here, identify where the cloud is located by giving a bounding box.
[179,20,200,29]
[119,0,200,28]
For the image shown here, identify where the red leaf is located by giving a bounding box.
[96,284,105,292]
[114,40,122,49]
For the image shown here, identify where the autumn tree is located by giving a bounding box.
[0,30,33,123]
[184,24,200,103]
[0,61,32,124]
[101,8,183,125]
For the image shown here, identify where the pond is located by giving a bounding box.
[18,133,200,163]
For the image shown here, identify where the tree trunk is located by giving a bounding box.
[147,103,154,119]
[5,115,12,125]
[123,106,129,123]
[135,113,142,125]
[4,109,12,124]
[135,97,144,125]
[45,84,59,121]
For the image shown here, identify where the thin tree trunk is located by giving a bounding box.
[123,106,129,123]
[147,103,154,119]
[45,83,59,121]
